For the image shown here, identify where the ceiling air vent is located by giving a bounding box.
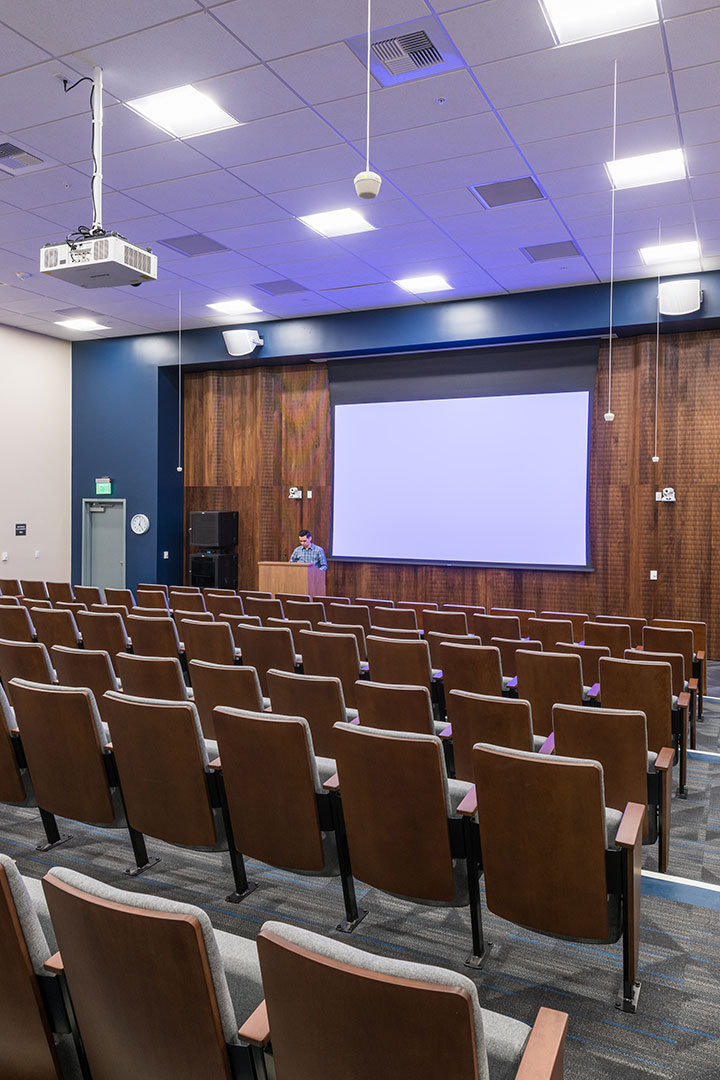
[255,279,306,296]
[0,142,44,175]
[346,16,462,87]
[470,177,545,209]
[522,241,582,263]
[159,234,230,256]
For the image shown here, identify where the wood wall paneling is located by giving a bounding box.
[184,332,720,654]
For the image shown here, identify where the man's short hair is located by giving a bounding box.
[299,529,312,539]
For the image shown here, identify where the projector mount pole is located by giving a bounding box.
[91,65,103,234]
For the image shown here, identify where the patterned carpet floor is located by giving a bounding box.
[1,670,719,1079]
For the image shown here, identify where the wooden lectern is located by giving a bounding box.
[257,561,326,598]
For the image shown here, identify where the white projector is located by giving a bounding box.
[40,233,157,288]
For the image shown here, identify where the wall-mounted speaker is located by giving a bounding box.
[658,279,703,316]
[189,510,238,549]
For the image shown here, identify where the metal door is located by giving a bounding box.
[82,500,126,588]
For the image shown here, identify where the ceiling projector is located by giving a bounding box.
[223,328,264,356]
[40,233,157,288]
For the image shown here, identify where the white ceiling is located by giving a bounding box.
[1,0,720,340]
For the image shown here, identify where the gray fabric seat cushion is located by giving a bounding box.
[260,920,531,1080]
[21,873,58,954]
[46,866,264,1044]
[0,856,51,972]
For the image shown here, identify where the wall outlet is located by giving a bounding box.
[163,550,169,559]
[650,570,658,580]
[34,550,39,559]
[307,489,312,499]
[1,552,7,562]
[655,491,662,501]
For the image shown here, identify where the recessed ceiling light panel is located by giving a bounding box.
[540,0,658,43]
[394,274,452,293]
[298,209,375,237]
[470,177,544,208]
[126,85,241,139]
[639,240,701,266]
[55,318,110,331]
[207,299,261,315]
[606,149,686,190]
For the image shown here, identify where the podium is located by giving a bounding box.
[257,562,326,598]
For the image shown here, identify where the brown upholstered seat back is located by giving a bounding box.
[115,654,188,701]
[0,578,22,596]
[0,605,35,643]
[256,925,481,1080]
[528,617,575,648]
[299,629,364,708]
[243,596,284,623]
[438,643,503,697]
[91,603,131,630]
[173,609,215,632]
[316,621,367,659]
[50,646,117,708]
[266,668,345,758]
[583,621,631,658]
[0,596,20,606]
[356,598,394,618]
[553,642,610,687]
[31,608,80,650]
[284,600,326,628]
[0,641,54,704]
[181,619,236,666]
[234,625,294,695]
[102,694,218,847]
[425,632,481,670]
[19,598,51,611]
[489,607,535,635]
[0,685,26,802]
[448,692,534,781]
[46,581,74,604]
[539,611,589,641]
[653,618,707,690]
[642,627,694,679]
[316,594,350,606]
[75,612,129,672]
[328,603,371,634]
[473,744,612,940]
[126,615,181,658]
[443,603,486,616]
[333,723,455,902]
[366,636,433,691]
[599,657,673,753]
[11,680,116,823]
[422,609,468,635]
[205,594,244,619]
[42,871,235,1080]
[372,606,418,631]
[625,648,684,697]
[595,614,646,648]
[104,588,136,609]
[354,681,434,735]
[553,703,650,836]
[214,708,326,871]
[188,660,264,740]
[20,580,49,601]
[515,650,583,736]
[73,586,103,606]
[490,637,542,677]
[0,861,64,1080]
[471,613,521,643]
[397,600,437,630]
[365,626,422,641]
[169,591,206,612]
[275,592,311,603]
[135,589,169,609]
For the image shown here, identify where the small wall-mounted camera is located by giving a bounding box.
[655,487,676,502]
[288,487,303,500]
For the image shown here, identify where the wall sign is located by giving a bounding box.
[95,477,113,495]
[15,523,26,536]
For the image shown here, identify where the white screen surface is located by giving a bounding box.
[331,391,590,567]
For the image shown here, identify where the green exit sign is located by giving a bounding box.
[95,477,113,495]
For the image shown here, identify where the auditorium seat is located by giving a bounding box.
[282,599,326,627]
[135,589,169,610]
[72,586,103,606]
[327,602,371,635]
[354,681,438,736]
[642,626,697,733]
[0,854,84,1080]
[553,641,611,687]
[103,587,136,609]
[115,654,189,702]
[463,743,643,1011]
[423,609,468,635]
[583,620,632,658]
[315,594,350,606]
[51,647,119,712]
[595,614,646,648]
[316,620,367,659]
[238,590,271,602]
[9,680,153,870]
[19,596,51,611]
[366,637,440,707]
[515,650,589,737]
[625,647,694,747]
[437,642,506,699]
[0,578,22,597]
[212,706,364,928]
[0,641,55,704]
[55,601,87,616]
[126,615,183,660]
[0,595,20,606]
[225,615,262,650]
[489,607,535,636]
[396,600,437,629]
[327,722,486,965]
[266,669,353,757]
[442,603,486,616]
[91,603,131,630]
[372,606,418,631]
[45,581,75,604]
[539,610,589,641]
[266,616,313,637]
[205,593,244,619]
[490,636,542,677]
[0,605,36,642]
[274,591,311,603]
[472,613,521,643]
[527,617,575,649]
[181,619,239,666]
[169,590,206,613]
[355,597,394,618]
[41,866,265,1080]
[446,692,542,781]
[652,617,707,707]
[131,605,172,618]
[172,608,214,632]
[552,703,673,873]
[243,597,284,623]
[425,631,481,670]
[0,682,33,806]
[299,629,368,709]
[31,609,81,651]
[234,625,298,695]
[20,580,49,601]
[248,920,568,1080]
[367,626,422,641]
[75,612,130,674]
[188,660,265,740]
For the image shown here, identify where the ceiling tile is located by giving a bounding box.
[365,112,513,173]
[0,62,99,130]
[523,115,681,175]
[102,142,215,190]
[673,61,720,113]
[665,7,720,70]
[231,144,362,196]
[169,196,289,232]
[439,0,553,66]
[193,109,341,169]
[196,65,304,122]
[126,169,254,212]
[0,164,93,211]
[0,24,51,74]
[386,146,530,196]
[16,103,171,164]
[268,44,378,106]
[682,104,720,146]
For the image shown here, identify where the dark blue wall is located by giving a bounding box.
[71,270,720,586]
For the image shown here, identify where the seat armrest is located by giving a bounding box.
[11,727,19,736]
[208,756,222,770]
[44,952,64,974]
[655,746,674,772]
[688,677,699,692]
[514,1006,568,1080]
[677,691,690,709]
[538,733,554,755]
[237,1000,270,1048]
[105,742,113,752]
[457,786,477,817]
[696,650,705,662]
[323,772,340,792]
[615,802,645,849]
[507,676,518,689]
[587,682,600,698]
[439,724,452,739]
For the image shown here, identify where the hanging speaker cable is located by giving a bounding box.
[177,290,183,473]
[605,59,618,422]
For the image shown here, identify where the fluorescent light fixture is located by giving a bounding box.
[540,0,658,43]
[639,240,701,266]
[126,85,241,139]
[55,318,109,331]
[207,299,261,315]
[298,208,375,237]
[606,149,685,190]
[394,274,452,293]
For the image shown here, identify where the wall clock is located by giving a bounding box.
[130,513,150,535]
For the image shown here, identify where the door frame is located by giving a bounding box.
[81,498,126,587]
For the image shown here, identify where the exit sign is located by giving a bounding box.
[95,477,113,495]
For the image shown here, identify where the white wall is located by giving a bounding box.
[0,325,72,586]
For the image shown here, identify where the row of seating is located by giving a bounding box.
[0,852,570,1079]
[2,673,644,1012]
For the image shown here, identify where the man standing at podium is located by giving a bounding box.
[289,529,327,571]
